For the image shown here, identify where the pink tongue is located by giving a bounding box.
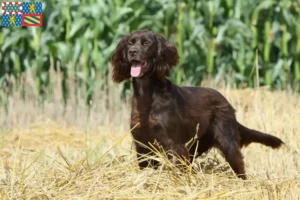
[131,63,142,77]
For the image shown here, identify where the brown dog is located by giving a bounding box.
[111,30,284,179]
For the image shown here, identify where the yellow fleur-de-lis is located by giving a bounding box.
[9,15,16,26]
[29,3,36,14]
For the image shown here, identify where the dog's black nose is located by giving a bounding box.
[129,48,138,56]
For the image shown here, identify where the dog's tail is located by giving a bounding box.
[238,123,284,149]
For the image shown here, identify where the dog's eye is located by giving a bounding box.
[128,41,134,46]
[143,41,150,46]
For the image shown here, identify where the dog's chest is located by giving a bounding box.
[130,89,182,130]
[130,106,159,128]
[130,99,179,130]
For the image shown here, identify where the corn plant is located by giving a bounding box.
[0,0,299,106]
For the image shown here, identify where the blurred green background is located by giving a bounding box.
[0,0,300,106]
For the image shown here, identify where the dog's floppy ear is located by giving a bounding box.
[154,34,179,78]
[112,35,131,83]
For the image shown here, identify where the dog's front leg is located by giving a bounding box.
[131,125,160,169]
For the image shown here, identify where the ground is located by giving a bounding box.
[0,88,299,199]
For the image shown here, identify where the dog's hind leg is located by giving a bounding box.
[213,119,246,179]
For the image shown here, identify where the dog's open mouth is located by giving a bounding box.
[130,61,148,77]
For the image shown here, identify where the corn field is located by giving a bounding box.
[0,0,300,105]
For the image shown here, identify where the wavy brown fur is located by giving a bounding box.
[111,30,284,179]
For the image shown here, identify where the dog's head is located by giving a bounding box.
[112,30,179,83]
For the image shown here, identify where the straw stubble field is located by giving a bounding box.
[0,87,299,199]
